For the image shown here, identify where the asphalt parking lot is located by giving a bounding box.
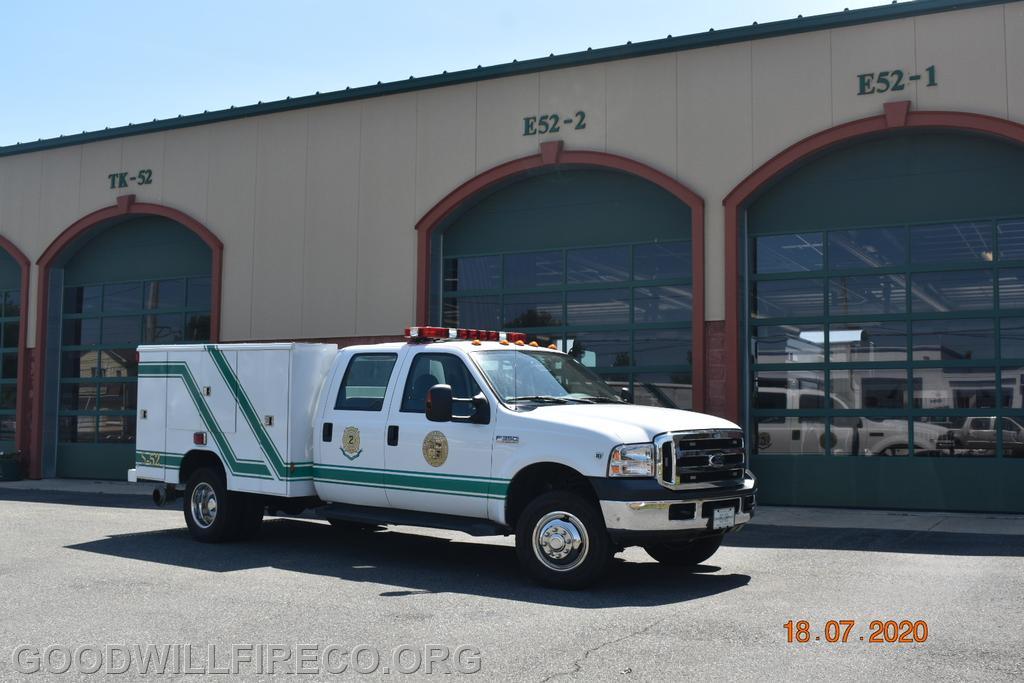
[0,487,1022,680]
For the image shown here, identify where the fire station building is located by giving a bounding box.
[2,0,1023,513]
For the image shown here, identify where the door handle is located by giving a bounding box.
[322,422,333,442]
[387,425,399,446]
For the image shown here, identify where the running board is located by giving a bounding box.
[316,502,510,537]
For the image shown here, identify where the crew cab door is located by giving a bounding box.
[384,351,495,518]
[315,351,402,507]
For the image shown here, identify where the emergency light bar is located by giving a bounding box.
[405,326,528,343]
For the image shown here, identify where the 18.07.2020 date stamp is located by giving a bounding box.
[784,620,929,644]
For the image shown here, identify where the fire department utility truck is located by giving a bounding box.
[130,326,756,588]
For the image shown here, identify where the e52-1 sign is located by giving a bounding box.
[857,66,936,96]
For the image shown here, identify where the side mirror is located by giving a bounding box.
[469,393,491,425]
[426,384,453,422]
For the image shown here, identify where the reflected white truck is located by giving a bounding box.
[129,327,756,588]
[755,386,946,456]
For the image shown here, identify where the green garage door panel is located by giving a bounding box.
[443,170,691,256]
[62,217,212,284]
[749,132,1024,233]
[0,249,19,453]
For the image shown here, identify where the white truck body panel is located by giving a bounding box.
[135,343,337,496]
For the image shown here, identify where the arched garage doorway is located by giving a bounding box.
[726,106,1024,513]
[30,198,222,480]
[418,146,705,411]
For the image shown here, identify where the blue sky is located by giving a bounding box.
[2,0,889,147]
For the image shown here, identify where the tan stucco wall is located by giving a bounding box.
[1,2,1022,346]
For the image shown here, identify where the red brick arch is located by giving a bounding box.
[0,235,30,460]
[27,195,223,478]
[720,102,1024,422]
[415,141,708,411]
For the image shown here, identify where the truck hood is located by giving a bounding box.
[517,403,741,444]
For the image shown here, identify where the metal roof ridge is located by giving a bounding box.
[0,0,1007,157]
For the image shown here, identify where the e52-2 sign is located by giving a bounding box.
[522,111,586,136]
[857,66,936,96]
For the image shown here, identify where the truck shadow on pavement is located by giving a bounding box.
[66,517,750,607]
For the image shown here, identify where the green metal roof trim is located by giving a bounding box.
[0,0,1008,158]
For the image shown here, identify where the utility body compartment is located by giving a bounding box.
[135,343,337,497]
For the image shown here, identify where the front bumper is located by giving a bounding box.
[593,474,757,545]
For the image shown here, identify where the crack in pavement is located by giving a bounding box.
[538,616,668,682]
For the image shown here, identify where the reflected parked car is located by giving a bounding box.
[936,417,1024,457]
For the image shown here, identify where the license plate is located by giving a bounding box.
[712,507,736,530]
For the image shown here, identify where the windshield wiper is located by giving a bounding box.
[507,395,572,404]
[586,397,625,404]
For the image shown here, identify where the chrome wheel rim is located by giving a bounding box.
[532,511,589,572]
[190,482,218,529]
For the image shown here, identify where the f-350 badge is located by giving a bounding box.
[341,426,363,460]
[422,431,449,467]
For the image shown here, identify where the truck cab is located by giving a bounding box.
[131,326,756,588]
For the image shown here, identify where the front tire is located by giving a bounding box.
[515,491,611,589]
[644,533,724,566]
[184,467,243,542]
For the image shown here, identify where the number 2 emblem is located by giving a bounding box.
[341,426,363,460]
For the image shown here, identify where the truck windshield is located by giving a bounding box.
[472,350,623,405]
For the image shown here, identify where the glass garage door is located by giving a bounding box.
[0,286,18,451]
[58,277,211,477]
[442,241,693,408]
[750,218,1024,460]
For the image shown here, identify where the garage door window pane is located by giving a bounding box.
[103,282,143,312]
[911,270,993,312]
[829,274,906,315]
[832,416,912,456]
[63,286,101,315]
[1001,318,1024,358]
[443,256,501,292]
[634,329,692,367]
[829,227,906,269]
[911,222,993,264]
[998,268,1024,308]
[144,279,185,309]
[566,332,630,368]
[912,367,997,409]
[754,418,826,455]
[2,290,19,317]
[754,233,823,273]
[634,286,691,323]
[504,251,562,288]
[998,220,1024,261]
[634,242,691,281]
[911,319,995,361]
[632,371,692,409]
[100,350,138,378]
[567,246,630,283]
[62,318,100,346]
[102,316,141,345]
[442,296,500,329]
[829,368,908,410]
[829,321,906,362]
[503,292,563,328]
[567,289,630,325]
[752,279,824,319]
[753,325,825,364]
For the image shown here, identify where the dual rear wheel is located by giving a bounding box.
[184,467,264,542]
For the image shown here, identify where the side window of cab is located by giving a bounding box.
[401,353,481,417]
[334,353,398,411]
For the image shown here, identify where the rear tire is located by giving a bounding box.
[236,495,266,540]
[515,491,611,589]
[644,533,724,566]
[183,467,243,542]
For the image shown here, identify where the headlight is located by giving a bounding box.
[608,443,656,477]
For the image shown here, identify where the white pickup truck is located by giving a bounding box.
[130,326,755,588]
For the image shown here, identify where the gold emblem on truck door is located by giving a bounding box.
[422,431,449,467]
[341,426,363,460]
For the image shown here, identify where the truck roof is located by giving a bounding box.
[343,340,563,354]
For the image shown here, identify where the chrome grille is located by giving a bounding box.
[655,429,745,490]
